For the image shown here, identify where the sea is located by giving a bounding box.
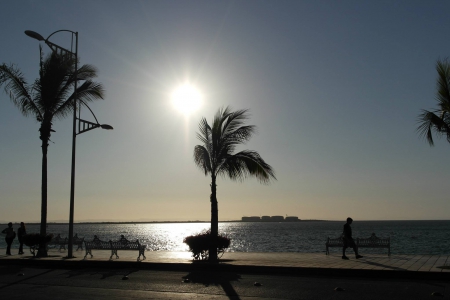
[1,220,450,255]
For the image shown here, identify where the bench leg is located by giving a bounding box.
[110,249,119,260]
[138,248,146,261]
[84,249,93,259]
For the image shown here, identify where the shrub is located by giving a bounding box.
[22,233,53,247]
[183,230,230,260]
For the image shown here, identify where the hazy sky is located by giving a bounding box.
[1,0,450,223]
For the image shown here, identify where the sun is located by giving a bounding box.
[171,84,202,115]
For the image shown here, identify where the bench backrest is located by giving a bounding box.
[327,233,390,247]
[357,233,389,247]
[51,234,62,242]
[110,236,141,250]
[73,234,84,243]
[326,235,344,246]
[85,236,110,249]
[85,235,142,250]
[73,237,84,243]
[48,234,67,245]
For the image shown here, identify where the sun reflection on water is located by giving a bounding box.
[3,221,450,255]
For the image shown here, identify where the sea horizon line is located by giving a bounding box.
[2,219,450,225]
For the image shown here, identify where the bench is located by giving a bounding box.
[84,235,146,261]
[47,234,68,251]
[83,235,111,258]
[45,234,85,251]
[357,233,390,255]
[326,233,390,256]
[73,234,84,251]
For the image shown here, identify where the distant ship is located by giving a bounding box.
[241,216,299,222]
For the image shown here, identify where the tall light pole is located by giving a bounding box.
[25,30,112,258]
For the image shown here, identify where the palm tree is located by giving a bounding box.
[194,106,276,261]
[0,47,104,257]
[417,59,450,146]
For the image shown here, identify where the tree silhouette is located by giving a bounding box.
[194,106,276,261]
[417,59,450,146]
[0,47,104,257]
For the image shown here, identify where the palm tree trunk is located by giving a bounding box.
[209,175,218,262]
[37,128,48,257]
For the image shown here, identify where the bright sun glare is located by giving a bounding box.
[171,84,202,115]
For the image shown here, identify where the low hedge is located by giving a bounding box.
[183,230,230,260]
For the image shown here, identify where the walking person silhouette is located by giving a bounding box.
[17,222,26,254]
[342,217,363,260]
[2,222,16,255]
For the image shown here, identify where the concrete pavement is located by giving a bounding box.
[1,248,449,280]
[1,262,450,299]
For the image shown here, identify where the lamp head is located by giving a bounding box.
[25,30,45,41]
[100,124,113,130]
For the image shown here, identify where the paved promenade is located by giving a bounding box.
[1,248,449,280]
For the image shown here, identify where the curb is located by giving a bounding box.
[1,258,449,281]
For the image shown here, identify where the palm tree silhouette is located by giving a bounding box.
[194,106,276,261]
[418,59,450,146]
[0,47,104,257]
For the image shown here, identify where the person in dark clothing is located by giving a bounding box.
[342,217,363,260]
[2,222,16,255]
[17,222,26,254]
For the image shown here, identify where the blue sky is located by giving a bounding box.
[1,0,449,223]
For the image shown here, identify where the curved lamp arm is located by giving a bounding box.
[77,99,113,134]
[25,30,77,58]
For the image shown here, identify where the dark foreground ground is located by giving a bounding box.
[1,264,449,300]
[1,249,450,298]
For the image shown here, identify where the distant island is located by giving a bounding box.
[241,216,311,222]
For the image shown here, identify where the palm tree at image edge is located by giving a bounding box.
[194,106,276,261]
[417,59,450,146]
[0,47,104,257]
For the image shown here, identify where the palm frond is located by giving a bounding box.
[223,125,256,146]
[417,59,450,147]
[195,106,276,184]
[217,150,276,184]
[197,118,211,141]
[0,63,41,119]
[417,109,450,146]
[36,51,75,114]
[194,145,212,175]
[52,81,104,120]
[75,81,105,102]
[436,60,450,107]
[221,108,251,136]
[209,107,245,157]
[75,64,99,81]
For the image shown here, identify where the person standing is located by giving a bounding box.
[17,222,26,255]
[2,222,16,255]
[342,217,363,260]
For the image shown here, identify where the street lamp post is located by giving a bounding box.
[25,30,112,258]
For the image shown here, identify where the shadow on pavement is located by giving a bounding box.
[62,268,139,280]
[0,265,23,276]
[183,270,242,300]
[360,260,407,271]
